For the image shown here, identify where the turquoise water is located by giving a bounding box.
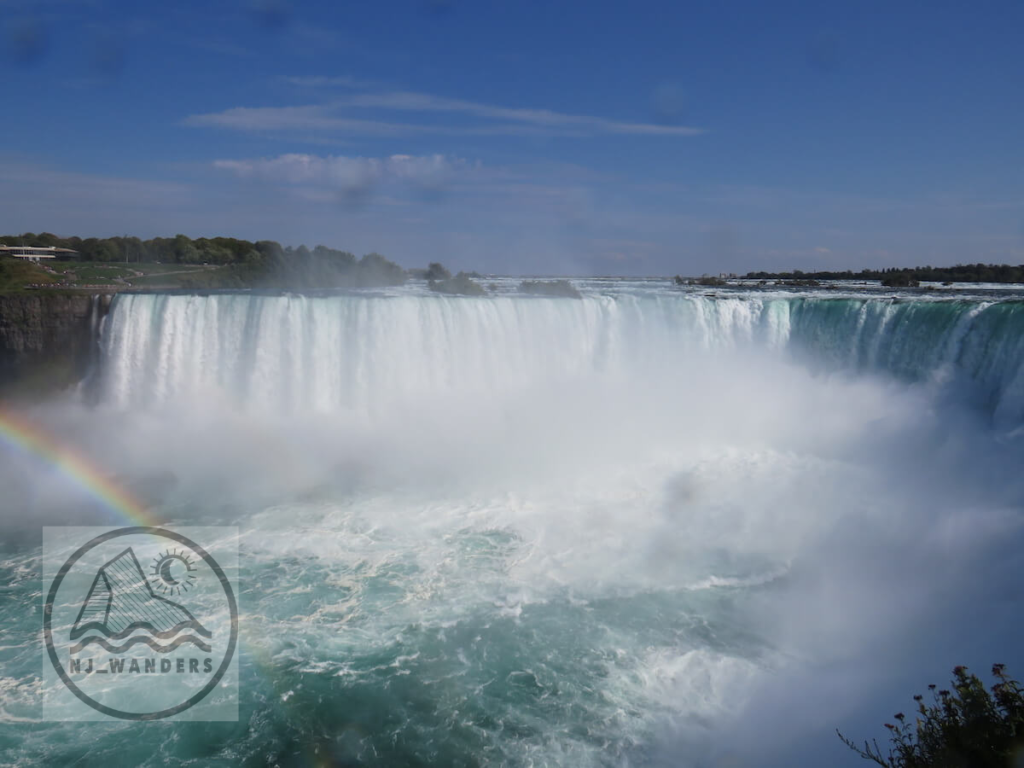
[1,285,1023,766]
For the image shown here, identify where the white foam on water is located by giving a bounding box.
[1,287,1022,765]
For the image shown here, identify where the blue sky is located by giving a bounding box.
[1,0,1022,275]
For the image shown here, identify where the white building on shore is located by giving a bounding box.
[0,245,79,262]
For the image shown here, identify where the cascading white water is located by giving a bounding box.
[4,286,1024,767]
[99,291,1024,425]
[98,292,764,412]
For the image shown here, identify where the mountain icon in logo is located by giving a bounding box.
[69,547,212,654]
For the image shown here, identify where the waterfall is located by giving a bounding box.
[97,292,1024,425]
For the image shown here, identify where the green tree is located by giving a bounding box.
[173,234,201,264]
[425,262,451,281]
[357,252,406,287]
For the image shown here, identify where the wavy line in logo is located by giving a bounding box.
[69,547,213,654]
[70,634,213,654]
[70,620,212,641]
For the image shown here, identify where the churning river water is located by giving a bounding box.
[2,281,1023,766]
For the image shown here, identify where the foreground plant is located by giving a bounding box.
[838,665,1024,767]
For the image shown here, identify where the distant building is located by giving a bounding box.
[0,245,79,262]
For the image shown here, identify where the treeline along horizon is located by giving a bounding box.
[745,263,1024,284]
[6,232,1024,286]
[0,232,409,289]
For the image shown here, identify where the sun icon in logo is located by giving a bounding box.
[151,549,198,596]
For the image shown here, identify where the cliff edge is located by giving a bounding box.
[0,293,111,397]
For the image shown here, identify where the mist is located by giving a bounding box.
[2,288,1022,765]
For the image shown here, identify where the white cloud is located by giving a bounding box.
[184,105,416,135]
[329,90,704,136]
[213,153,466,196]
[184,85,705,138]
[185,105,572,137]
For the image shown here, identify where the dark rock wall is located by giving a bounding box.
[0,294,112,396]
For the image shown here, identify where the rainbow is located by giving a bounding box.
[1,414,350,764]
[0,409,158,527]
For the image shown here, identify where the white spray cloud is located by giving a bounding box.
[2,292,1023,765]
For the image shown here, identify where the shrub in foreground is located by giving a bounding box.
[838,665,1024,767]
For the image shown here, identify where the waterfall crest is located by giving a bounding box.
[98,292,1024,425]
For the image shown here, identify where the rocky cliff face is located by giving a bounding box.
[0,293,112,397]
